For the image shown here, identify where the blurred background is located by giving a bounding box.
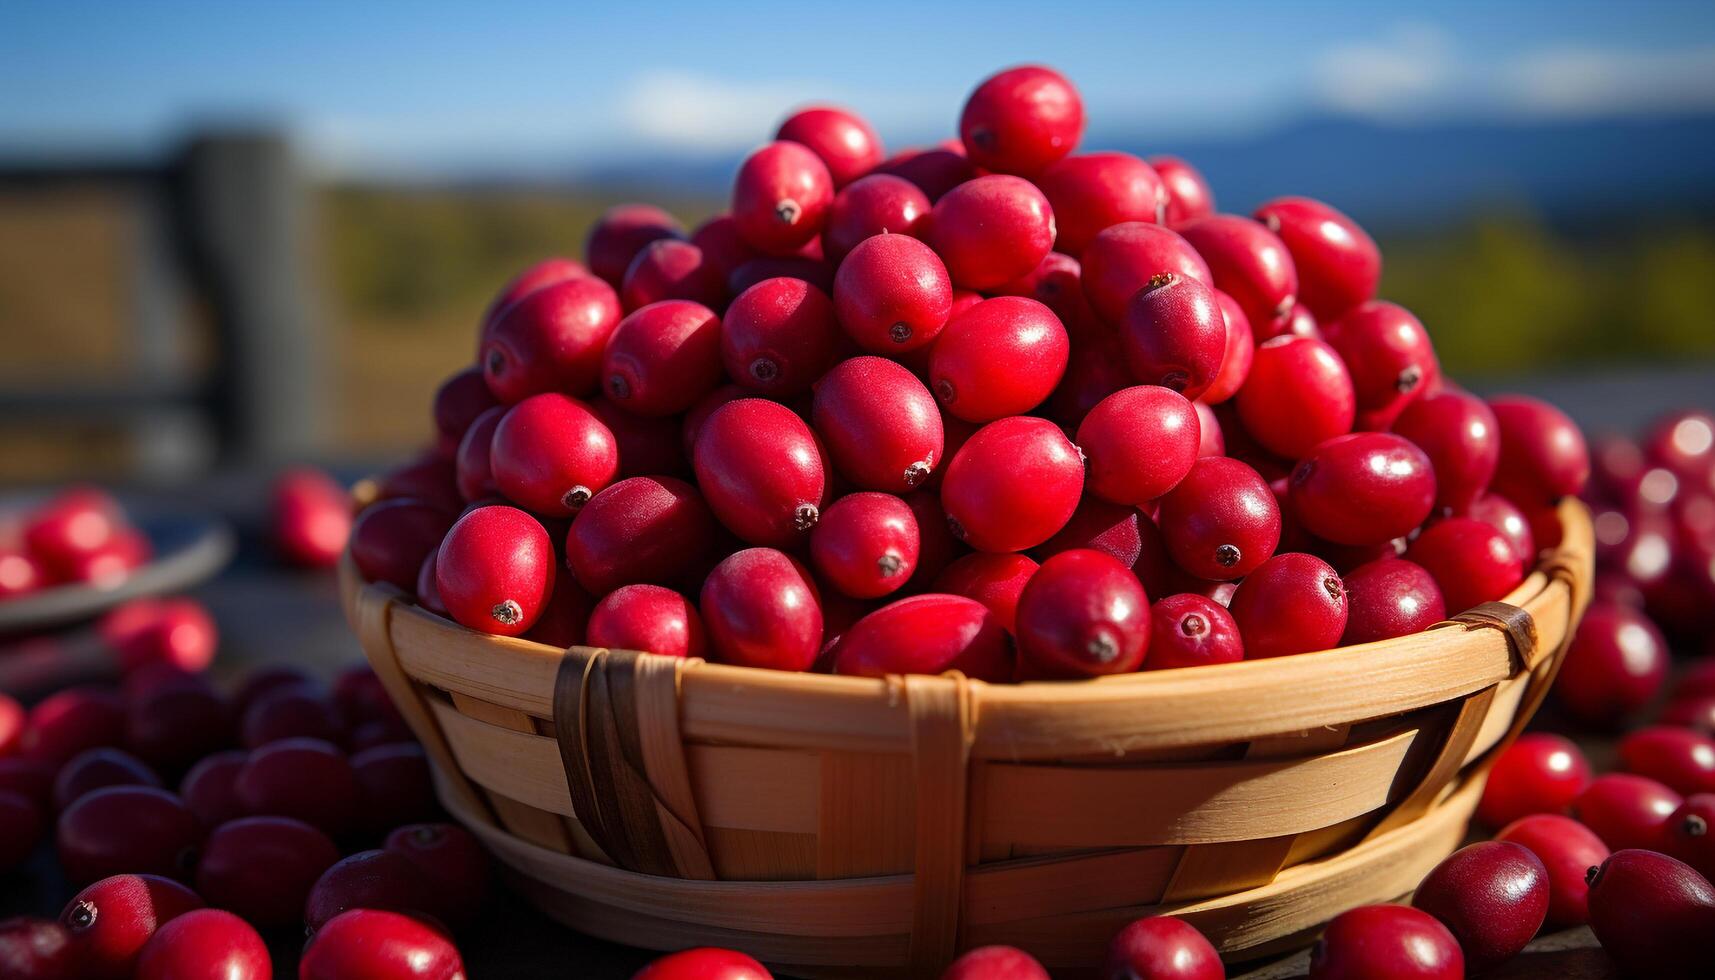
[2,0,1713,482]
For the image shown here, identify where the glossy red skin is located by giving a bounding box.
[1257,300,1322,342]
[1573,773,1682,852]
[488,393,619,517]
[932,553,1038,635]
[21,487,123,579]
[959,65,1083,177]
[1032,499,1149,574]
[239,684,339,748]
[1145,593,1244,670]
[1308,905,1463,980]
[941,944,1050,980]
[1586,849,1715,978]
[1338,558,1445,645]
[602,299,724,417]
[1228,553,1348,658]
[931,296,1069,422]
[376,453,463,516]
[1157,457,1282,580]
[777,105,883,188]
[0,790,40,869]
[1036,151,1163,256]
[1555,603,1668,726]
[1080,221,1212,326]
[721,277,839,395]
[1644,410,1715,479]
[1290,433,1436,545]
[694,399,827,546]
[349,500,454,592]
[0,547,44,599]
[1488,395,1591,504]
[304,850,431,932]
[823,174,929,263]
[1392,390,1497,513]
[352,743,438,833]
[133,908,268,980]
[812,357,944,493]
[60,874,203,980]
[1236,336,1355,460]
[193,816,337,927]
[585,204,684,287]
[1404,517,1525,614]
[700,548,823,672]
[566,477,716,595]
[1149,155,1214,226]
[178,751,246,830]
[56,786,200,886]
[59,527,151,587]
[635,946,773,980]
[271,467,352,567]
[1116,273,1225,399]
[1178,214,1298,335]
[1321,301,1437,419]
[1495,814,1610,927]
[585,585,707,659]
[1078,386,1200,506]
[301,909,465,980]
[19,685,125,766]
[1102,915,1223,980]
[872,145,976,202]
[1015,550,1150,677]
[941,417,1083,553]
[620,239,723,312]
[234,737,358,838]
[1192,402,1225,459]
[385,823,490,927]
[435,506,554,636]
[0,916,75,980]
[52,748,160,812]
[833,233,953,353]
[1413,841,1548,971]
[926,175,1056,290]
[478,257,589,348]
[1477,733,1591,828]
[1045,329,1130,430]
[1667,795,1715,880]
[1253,197,1380,323]
[727,254,834,297]
[810,493,920,599]
[481,276,622,402]
[1620,726,1715,796]
[833,594,1013,681]
[732,141,833,256]
[1200,290,1254,405]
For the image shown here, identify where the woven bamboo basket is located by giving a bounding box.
[339,497,1593,979]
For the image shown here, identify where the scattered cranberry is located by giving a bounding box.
[693,398,827,546]
[812,356,944,493]
[349,499,453,592]
[1156,457,1281,580]
[234,737,359,838]
[635,946,773,980]
[1619,726,1715,796]
[930,297,1069,422]
[300,909,465,980]
[270,467,351,568]
[434,505,554,636]
[1489,395,1591,505]
[1078,386,1200,506]
[1037,151,1164,256]
[480,276,622,402]
[1015,549,1149,677]
[52,748,160,812]
[1556,602,1669,726]
[941,944,1050,980]
[0,917,75,980]
[239,684,340,749]
[603,300,724,416]
[1102,915,1222,980]
[1235,336,1355,460]
[1150,155,1214,225]
[60,874,203,980]
[57,785,200,885]
[385,822,489,927]
[585,204,684,287]
[700,548,822,672]
[178,751,247,830]
[1478,733,1592,827]
[352,742,438,832]
[195,815,338,926]
[1495,813,1610,928]
[1586,849,1715,978]
[133,908,268,980]
[1644,409,1715,479]
[1080,221,1212,326]
[1308,904,1462,980]
[1573,772,1682,851]
[834,594,1013,681]
[18,686,124,767]
[0,547,44,600]
[1290,433,1435,546]
[1404,517,1525,613]
[941,416,1083,553]
[586,585,707,659]
[732,141,833,256]
[304,849,431,932]
[1667,795,1715,880]
[1412,841,1548,971]
[22,487,124,580]
[1228,553,1346,659]
[926,175,1056,290]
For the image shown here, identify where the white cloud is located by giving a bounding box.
[1311,23,1455,118]
[619,71,839,152]
[1503,44,1715,117]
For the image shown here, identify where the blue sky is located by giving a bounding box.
[2,1,1713,177]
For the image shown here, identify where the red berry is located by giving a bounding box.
[1663,696,1715,735]
[57,786,201,886]
[1308,905,1462,980]
[602,300,724,416]
[305,849,432,932]
[721,277,840,395]
[349,499,454,592]
[777,105,883,188]
[1145,593,1243,670]
[134,908,267,980]
[1392,390,1499,513]
[1178,214,1298,334]
[477,257,588,348]
[941,944,1050,980]
[933,553,1038,634]
[1667,795,1715,880]
[270,467,351,568]
[234,737,358,838]
[1573,773,1682,851]
[930,296,1069,422]
[240,684,339,748]
[1016,549,1150,677]
[0,916,75,980]
[1080,222,1212,326]
[1117,272,1227,399]
[1495,813,1610,927]
[1253,197,1380,323]
[1036,151,1164,256]
[1200,289,1254,405]
[873,144,976,202]
[1078,386,1200,506]
[926,175,1056,290]
[620,239,723,312]
[1488,395,1591,504]
[732,141,833,255]
[1290,433,1436,546]
[0,546,44,600]
[941,416,1083,553]
[195,815,338,926]
[1032,497,1149,569]
[480,276,622,403]
[352,742,438,832]
[1586,849,1715,978]
[488,393,619,517]
[60,874,203,980]
[52,748,160,812]
[332,664,395,727]
[1340,558,1445,645]
[1156,457,1282,580]
[635,946,772,980]
[1644,409,1715,479]
[812,356,944,492]
[1102,915,1224,980]
[1322,301,1437,421]
[434,506,554,636]
[823,174,928,263]
[586,585,707,659]
[565,476,716,595]
[1620,726,1715,796]
[301,909,464,980]
[1556,603,1669,726]
[693,398,827,546]
[700,548,823,672]
[689,215,758,286]
[1412,841,1548,972]
[20,686,125,766]
[585,203,683,286]
[1235,336,1355,460]
[1228,553,1347,658]
[431,367,499,454]
[959,65,1083,177]
[1262,300,1322,342]
[1149,155,1214,226]
[810,493,920,599]
[832,232,953,353]
[1404,517,1525,613]
[22,487,124,580]
[178,751,247,830]
[385,822,489,927]
[0,693,22,757]
[833,594,1013,681]
[376,454,461,516]
[0,790,41,870]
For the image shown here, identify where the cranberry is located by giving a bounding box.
[775,104,883,188]
[1036,151,1164,256]
[19,686,125,766]
[1114,273,1225,399]
[926,175,1056,290]
[1414,840,1548,971]
[585,585,707,659]
[0,546,44,599]
[823,174,929,263]
[53,748,161,811]
[1290,433,1436,546]
[1156,457,1282,580]
[232,664,312,716]
[1229,552,1347,658]
[585,203,684,286]
[833,594,1013,681]
[602,300,724,416]
[933,553,1038,634]
[331,665,395,727]
[689,215,758,286]
[1080,221,1212,326]
[1391,389,1499,507]
[352,742,438,831]
[22,487,123,579]
[1308,904,1462,980]
[1474,732,1591,830]
[1465,493,1536,564]
[1197,291,1253,405]
[694,398,827,546]
[434,505,554,636]
[992,251,1094,332]
[234,737,358,838]
[1077,386,1200,506]
[57,785,200,885]
[62,526,151,586]
[1668,795,1715,880]
[1102,915,1223,980]
[1620,726,1715,796]
[305,849,432,932]
[179,751,247,830]
[1320,302,1437,420]
[959,65,1083,177]
[1664,696,1715,735]
[430,367,497,452]
[1573,773,1682,851]
[1644,409,1715,479]
[0,790,40,869]
[1014,549,1150,677]
[941,944,1050,980]
[809,493,920,599]
[194,815,338,926]
[1251,196,1380,323]
[1586,849,1715,978]
[812,356,943,492]
[477,257,588,348]
[563,476,715,596]
[635,946,772,980]
[133,908,267,980]
[1178,214,1298,334]
[376,453,461,515]
[1494,813,1609,928]
[721,277,840,395]
[302,909,464,980]
[1235,336,1355,460]
[349,499,453,592]
[1338,557,1444,645]
[873,144,976,202]
[1488,395,1591,504]
[523,573,595,648]
[732,141,833,255]
[1404,517,1525,613]
[832,232,953,353]
[481,276,622,402]
[0,917,75,980]
[700,548,822,672]
[239,684,341,749]
[1145,593,1244,670]
[271,466,351,568]
[383,822,489,927]
[60,874,203,980]
[1556,603,1669,726]
[1192,402,1225,458]
[1032,500,1147,572]
[620,239,723,312]
[941,416,1083,553]
[0,692,22,756]
[1149,155,1214,226]
[930,296,1069,421]
[488,393,619,517]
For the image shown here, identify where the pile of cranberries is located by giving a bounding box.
[1,488,156,600]
[350,63,1594,685]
